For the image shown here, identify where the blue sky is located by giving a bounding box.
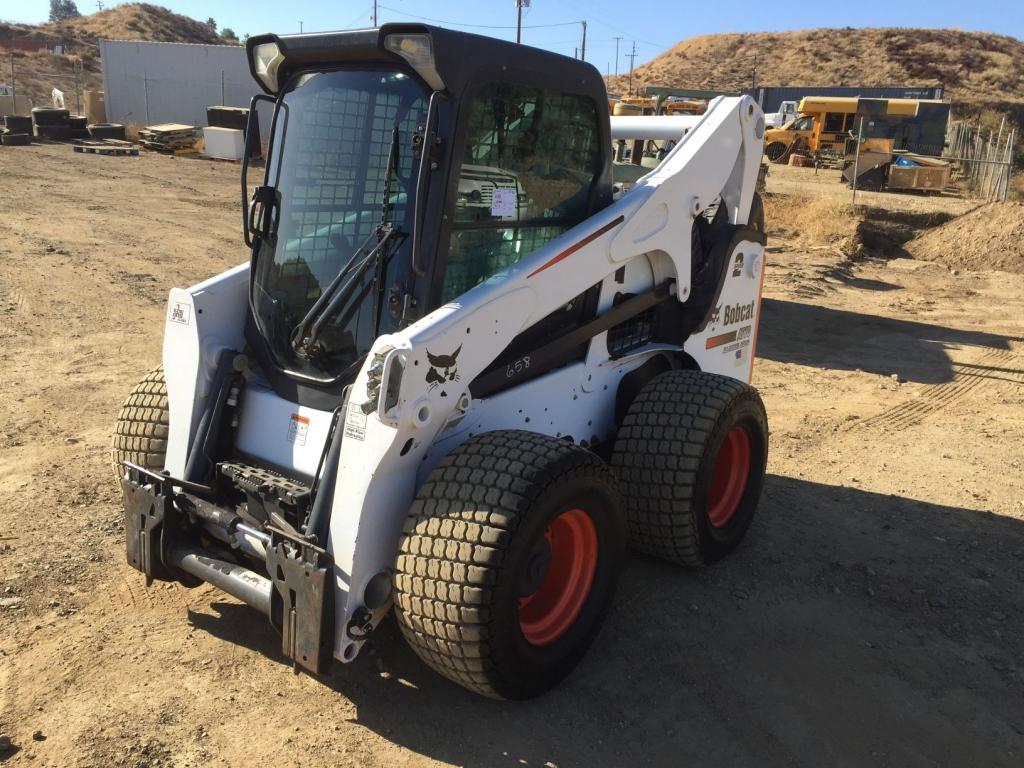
[6,0,1023,71]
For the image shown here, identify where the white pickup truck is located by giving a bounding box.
[764,100,798,129]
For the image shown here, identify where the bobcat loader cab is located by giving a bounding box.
[115,24,770,700]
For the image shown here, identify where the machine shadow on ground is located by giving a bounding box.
[758,297,1022,383]
[189,475,1024,768]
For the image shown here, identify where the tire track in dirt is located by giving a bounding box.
[0,286,28,341]
[855,347,1023,431]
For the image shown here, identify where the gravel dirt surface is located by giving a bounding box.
[906,201,1024,274]
[1,145,1023,767]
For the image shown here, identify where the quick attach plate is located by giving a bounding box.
[121,463,178,585]
[265,529,334,675]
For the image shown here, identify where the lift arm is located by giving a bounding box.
[326,95,766,662]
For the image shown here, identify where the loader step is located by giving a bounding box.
[219,461,311,529]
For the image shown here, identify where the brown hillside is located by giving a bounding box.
[606,28,1024,107]
[1,4,226,113]
[38,3,222,45]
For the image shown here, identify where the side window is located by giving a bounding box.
[440,82,601,302]
[823,112,845,133]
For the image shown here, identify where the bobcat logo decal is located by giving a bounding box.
[425,345,461,397]
[709,304,722,326]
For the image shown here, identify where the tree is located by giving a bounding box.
[206,17,217,32]
[220,27,238,42]
[49,0,81,22]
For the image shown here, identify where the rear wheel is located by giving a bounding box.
[112,366,169,483]
[765,141,787,162]
[394,430,625,699]
[611,370,768,566]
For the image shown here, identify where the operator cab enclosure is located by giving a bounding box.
[243,24,613,412]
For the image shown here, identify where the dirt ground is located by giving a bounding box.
[1,146,1023,767]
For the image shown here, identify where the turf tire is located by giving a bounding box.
[394,430,625,700]
[112,366,169,483]
[611,370,768,567]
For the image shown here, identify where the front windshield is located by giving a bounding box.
[252,68,428,380]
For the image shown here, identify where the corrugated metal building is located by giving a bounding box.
[99,39,259,127]
[745,86,945,113]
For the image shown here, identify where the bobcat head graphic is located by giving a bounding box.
[425,345,462,397]
[709,304,722,326]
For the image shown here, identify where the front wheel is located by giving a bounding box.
[394,431,625,699]
[765,141,787,162]
[111,366,169,483]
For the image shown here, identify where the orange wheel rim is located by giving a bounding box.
[518,509,598,646]
[707,426,751,528]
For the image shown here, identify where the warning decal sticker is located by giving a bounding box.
[343,402,367,441]
[287,413,309,446]
[169,302,191,326]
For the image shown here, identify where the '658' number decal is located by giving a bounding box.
[506,356,531,378]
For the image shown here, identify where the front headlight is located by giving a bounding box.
[252,42,285,92]
[384,33,444,91]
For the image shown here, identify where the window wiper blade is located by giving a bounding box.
[288,225,381,350]
[291,224,403,358]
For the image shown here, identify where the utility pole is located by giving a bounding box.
[299,20,303,33]
[613,36,623,76]
[579,21,587,61]
[373,1,378,26]
[515,0,530,44]
[627,41,637,94]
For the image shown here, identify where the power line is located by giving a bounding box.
[377,5,580,30]
[559,0,668,50]
[343,6,373,29]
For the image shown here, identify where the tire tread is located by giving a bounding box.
[394,430,618,698]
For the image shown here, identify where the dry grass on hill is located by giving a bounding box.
[38,2,222,45]
[762,193,861,254]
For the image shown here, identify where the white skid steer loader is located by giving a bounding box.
[114,24,769,700]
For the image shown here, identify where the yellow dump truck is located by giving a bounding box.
[763,96,949,162]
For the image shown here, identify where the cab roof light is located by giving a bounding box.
[384,33,445,92]
[253,41,285,92]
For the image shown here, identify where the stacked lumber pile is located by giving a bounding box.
[138,123,197,152]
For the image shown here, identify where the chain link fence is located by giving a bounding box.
[946,119,1016,201]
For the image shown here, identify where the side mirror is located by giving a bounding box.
[242,93,279,248]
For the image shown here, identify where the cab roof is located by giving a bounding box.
[246,23,608,103]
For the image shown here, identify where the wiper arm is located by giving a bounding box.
[291,224,402,358]
[288,226,381,350]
